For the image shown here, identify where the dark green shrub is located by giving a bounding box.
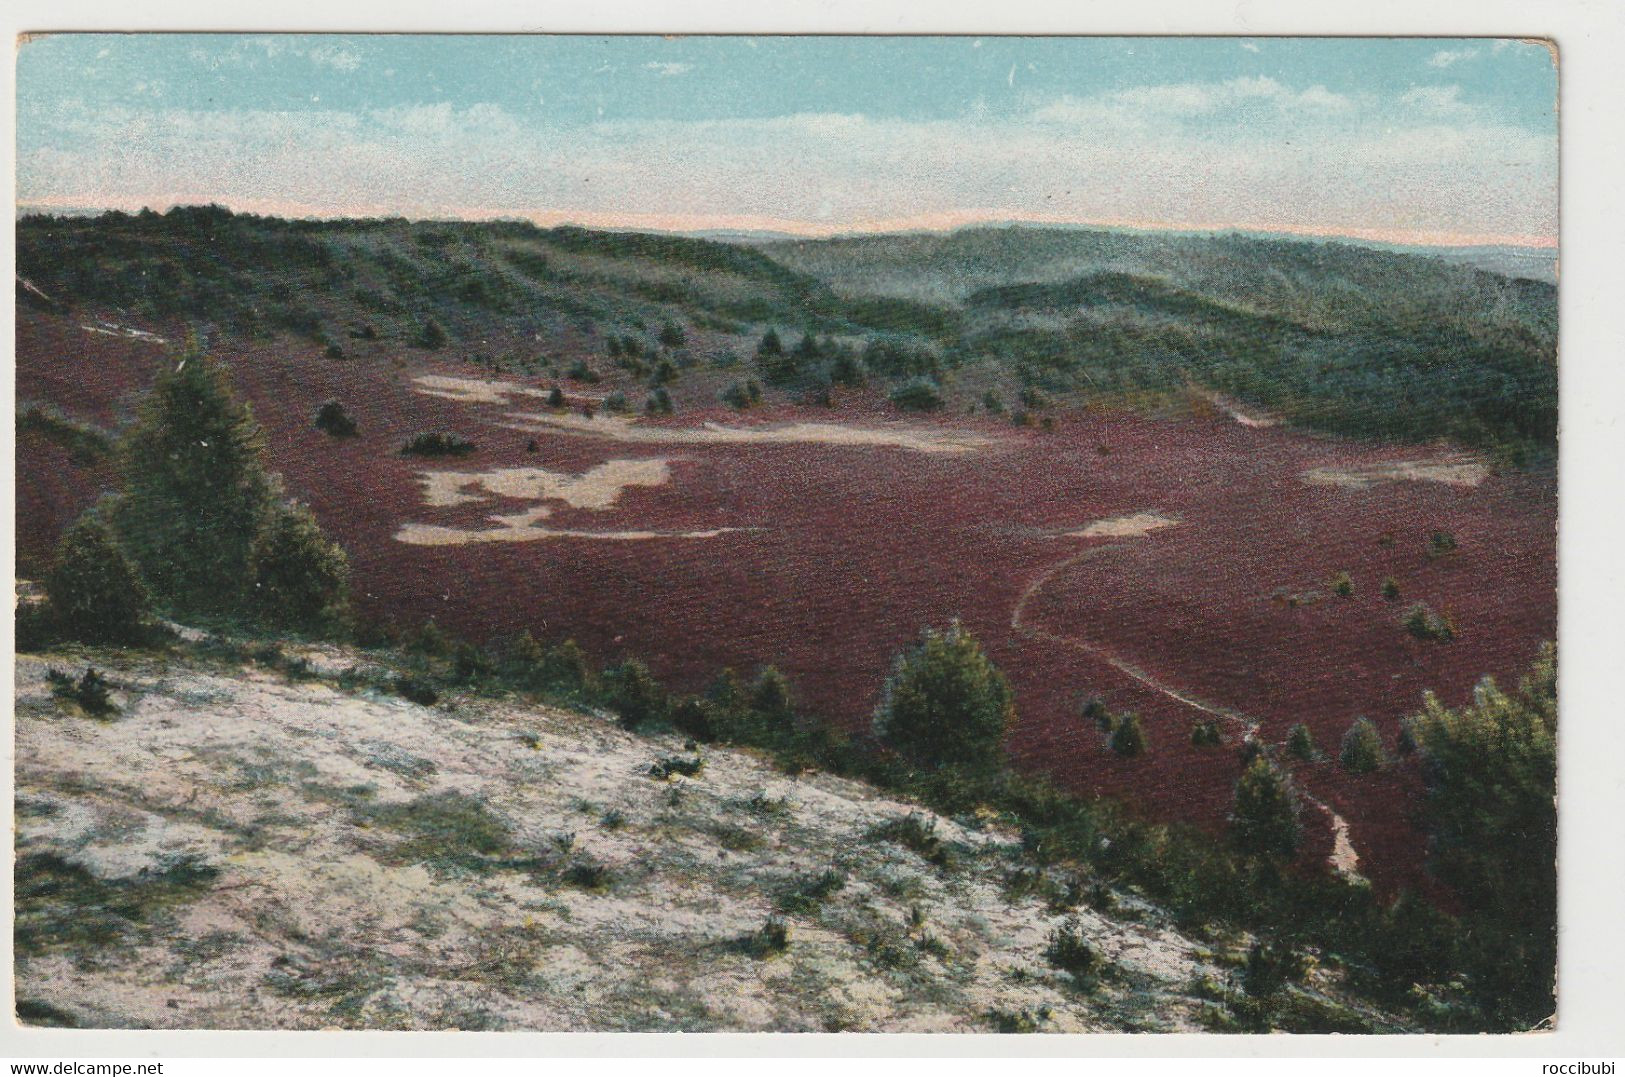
[1403,602,1456,642]
[547,386,566,408]
[1044,918,1101,981]
[874,621,1014,771]
[870,813,954,869]
[313,400,358,437]
[721,379,762,409]
[1381,577,1402,602]
[15,602,58,652]
[743,915,790,958]
[830,351,866,388]
[44,514,153,645]
[648,754,704,780]
[671,698,717,742]
[566,359,600,383]
[563,858,611,891]
[415,318,447,350]
[776,868,847,914]
[657,321,686,348]
[391,675,439,706]
[1339,717,1385,774]
[1428,530,1459,557]
[750,666,795,727]
[645,388,674,415]
[1110,713,1147,757]
[451,641,494,684]
[982,390,1005,415]
[602,391,630,413]
[1230,756,1302,861]
[889,377,943,412]
[1286,723,1317,760]
[1191,721,1223,748]
[48,667,117,718]
[1329,571,1355,598]
[246,503,350,631]
[400,432,476,457]
[1243,940,1288,998]
[605,658,665,730]
[408,617,450,657]
[1371,891,1459,993]
[541,639,592,694]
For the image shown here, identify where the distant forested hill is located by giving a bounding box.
[17,210,1556,459]
[766,228,1557,458]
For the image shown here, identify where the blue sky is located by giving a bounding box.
[16,34,1558,244]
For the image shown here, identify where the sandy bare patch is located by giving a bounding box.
[1302,459,1490,489]
[1064,513,1179,539]
[500,411,991,454]
[417,459,673,511]
[396,458,748,546]
[411,375,556,406]
[396,522,747,546]
[1202,392,1278,429]
[81,322,168,345]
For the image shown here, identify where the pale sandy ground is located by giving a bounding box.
[1301,459,1490,489]
[80,322,168,345]
[1201,393,1279,429]
[1063,513,1179,539]
[395,458,750,546]
[499,411,993,455]
[411,375,560,406]
[396,522,750,546]
[11,644,1286,1033]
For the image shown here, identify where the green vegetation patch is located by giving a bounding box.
[355,791,517,872]
[14,851,220,959]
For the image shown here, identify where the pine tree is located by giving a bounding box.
[1110,712,1147,757]
[606,658,665,730]
[1339,716,1385,773]
[1287,722,1317,760]
[503,629,548,687]
[875,621,1014,770]
[750,666,795,727]
[247,502,350,631]
[1229,756,1302,861]
[45,513,153,644]
[1410,645,1556,1024]
[113,340,277,614]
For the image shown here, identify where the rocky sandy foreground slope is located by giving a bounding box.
[14,641,1382,1033]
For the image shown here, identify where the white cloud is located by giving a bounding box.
[1033,76,1352,126]
[1240,41,1261,54]
[1428,47,1479,68]
[307,44,363,72]
[643,61,692,77]
[17,82,1555,245]
[1401,84,1472,117]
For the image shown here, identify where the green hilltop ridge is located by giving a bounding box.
[18,206,1555,459]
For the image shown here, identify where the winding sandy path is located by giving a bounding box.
[1010,537,1361,879]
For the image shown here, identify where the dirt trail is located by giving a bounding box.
[1010,538,1362,880]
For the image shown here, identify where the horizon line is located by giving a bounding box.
[15,196,1561,251]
